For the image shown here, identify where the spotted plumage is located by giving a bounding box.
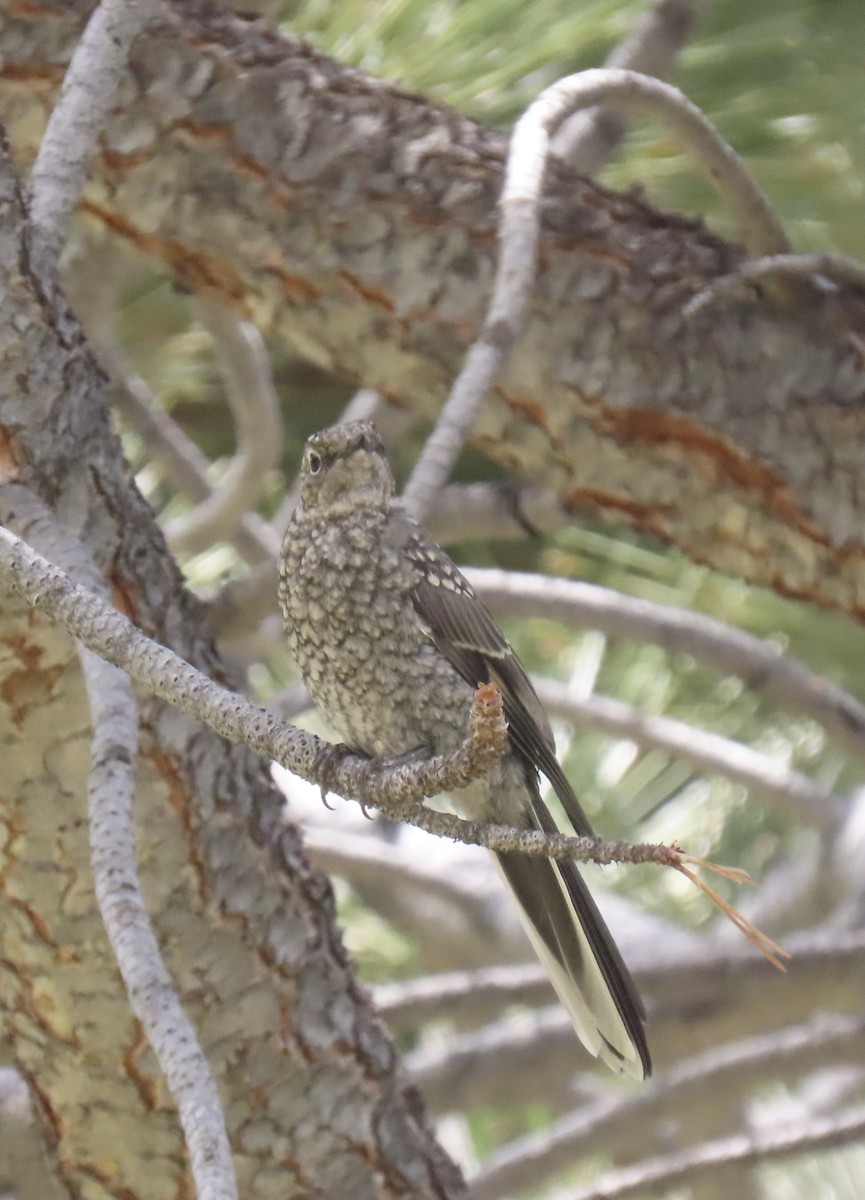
[279,420,650,1078]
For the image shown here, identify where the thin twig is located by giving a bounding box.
[0,519,783,962]
[403,66,788,521]
[684,251,865,317]
[537,680,845,827]
[28,0,155,283]
[0,486,237,1200]
[470,567,865,767]
[167,296,282,557]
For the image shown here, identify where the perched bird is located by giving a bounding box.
[279,420,650,1077]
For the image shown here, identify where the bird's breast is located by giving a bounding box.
[280,512,470,756]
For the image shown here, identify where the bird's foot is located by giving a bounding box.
[316,741,357,810]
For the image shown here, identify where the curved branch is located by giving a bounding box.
[685,251,865,317]
[403,66,788,519]
[167,296,282,557]
[554,0,712,172]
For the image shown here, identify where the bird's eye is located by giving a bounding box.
[307,451,322,475]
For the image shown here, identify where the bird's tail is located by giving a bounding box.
[495,779,651,1078]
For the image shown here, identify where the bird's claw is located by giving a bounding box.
[316,742,355,809]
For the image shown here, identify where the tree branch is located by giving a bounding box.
[28,0,156,283]
[537,680,845,827]
[562,1105,865,1200]
[471,568,865,767]
[554,0,712,172]
[167,295,282,557]
[0,486,237,1200]
[403,65,788,519]
[684,251,865,317]
[472,1011,865,1200]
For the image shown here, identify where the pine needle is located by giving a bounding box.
[675,853,790,971]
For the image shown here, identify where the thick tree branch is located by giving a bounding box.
[4,3,863,611]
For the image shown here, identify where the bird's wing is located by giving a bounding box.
[391,513,651,1078]
[396,519,593,836]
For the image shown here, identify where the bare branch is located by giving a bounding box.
[28,0,156,282]
[537,680,845,827]
[471,568,865,767]
[554,0,712,172]
[376,926,865,1034]
[0,487,237,1200]
[403,67,788,521]
[473,1011,865,1200]
[560,1105,865,1200]
[684,251,865,317]
[109,357,280,565]
[167,296,282,557]
[375,964,554,1032]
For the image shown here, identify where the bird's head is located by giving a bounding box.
[298,420,395,515]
